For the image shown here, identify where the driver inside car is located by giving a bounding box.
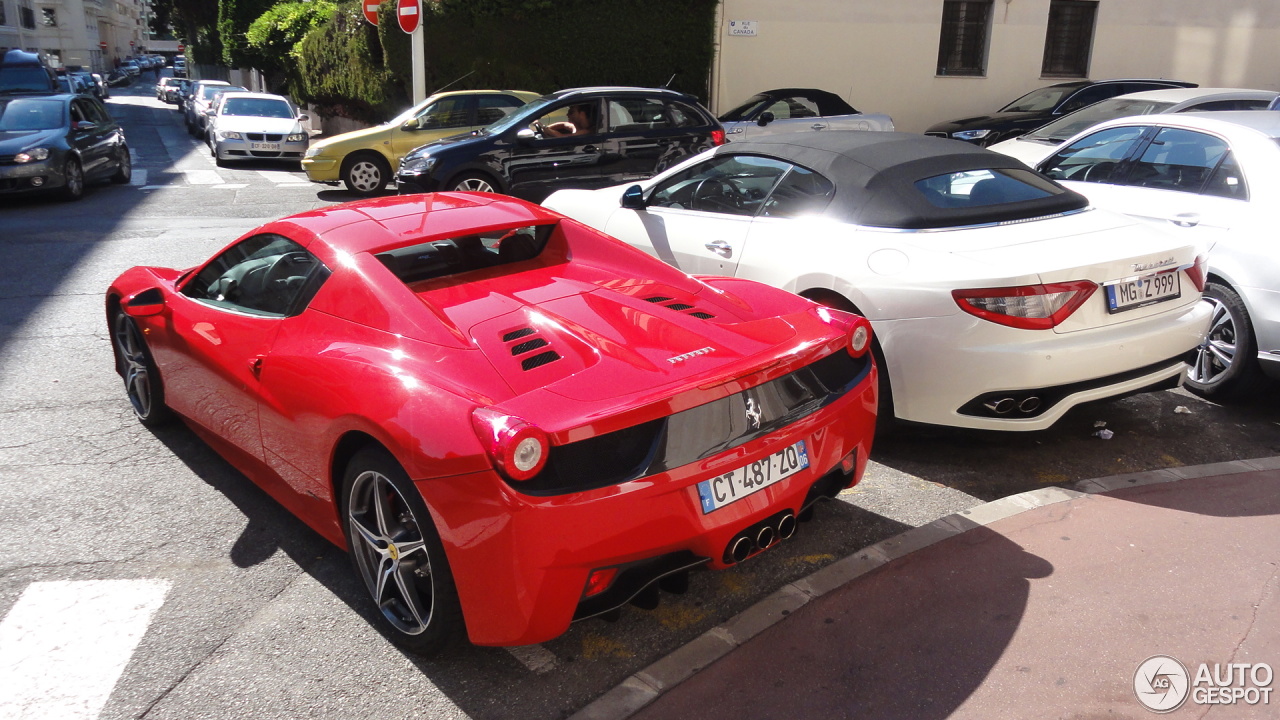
[534,103,596,138]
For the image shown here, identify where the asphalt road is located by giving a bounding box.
[1,77,1278,720]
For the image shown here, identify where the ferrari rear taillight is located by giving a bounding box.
[711,128,727,146]
[847,318,872,357]
[953,280,1098,330]
[470,408,549,481]
[1185,254,1209,292]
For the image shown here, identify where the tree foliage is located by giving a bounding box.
[219,0,284,67]
[294,1,400,122]
[245,0,336,91]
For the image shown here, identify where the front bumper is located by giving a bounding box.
[301,155,339,182]
[880,298,1212,430]
[394,170,440,194]
[214,137,309,162]
[0,159,66,194]
[417,361,878,646]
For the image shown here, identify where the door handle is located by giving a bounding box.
[705,240,733,258]
[811,123,826,131]
[248,356,263,378]
[582,145,598,152]
[1170,213,1200,228]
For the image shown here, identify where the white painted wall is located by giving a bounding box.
[711,0,1280,132]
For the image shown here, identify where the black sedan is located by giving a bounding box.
[0,93,131,200]
[925,78,1196,146]
[396,86,725,202]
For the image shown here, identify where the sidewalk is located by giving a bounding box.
[574,457,1280,720]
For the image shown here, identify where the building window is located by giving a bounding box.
[937,0,994,76]
[20,5,34,29]
[40,6,54,26]
[1042,0,1098,77]
[0,4,8,27]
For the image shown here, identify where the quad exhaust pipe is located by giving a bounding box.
[724,511,797,565]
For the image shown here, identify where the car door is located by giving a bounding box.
[68,98,112,176]
[503,99,607,199]
[603,154,791,275]
[391,94,475,160]
[155,234,315,465]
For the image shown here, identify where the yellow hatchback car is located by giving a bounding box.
[302,89,539,196]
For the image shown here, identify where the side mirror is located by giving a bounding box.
[401,118,420,131]
[298,113,310,122]
[757,111,775,127]
[620,184,646,210]
[516,127,537,144]
[72,121,97,132]
[124,288,165,317]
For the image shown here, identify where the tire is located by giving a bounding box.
[61,158,84,200]
[110,308,174,427]
[1186,282,1268,399]
[110,145,132,184]
[449,172,499,194]
[342,445,464,656]
[340,153,391,196]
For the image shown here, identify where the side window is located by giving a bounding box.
[416,96,471,129]
[665,101,706,128]
[1039,126,1147,183]
[764,97,820,120]
[476,95,522,125]
[1057,84,1117,114]
[761,165,835,218]
[649,154,790,217]
[182,234,327,317]
[77,98,107,124]
[1202,151,1248,200]
[1126,128,1228,193]
[607,98,671,132]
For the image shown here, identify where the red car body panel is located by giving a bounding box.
[106,192,878,646]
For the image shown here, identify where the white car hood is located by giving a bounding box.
[216,116,302,135]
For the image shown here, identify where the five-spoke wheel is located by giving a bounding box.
[111,309,172,426]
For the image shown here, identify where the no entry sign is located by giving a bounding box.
[397,0,420,34]
[362,2,379,26]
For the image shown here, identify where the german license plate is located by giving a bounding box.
[696,440,809,514]
[1105,270,1181,313]
[250,142,281,151]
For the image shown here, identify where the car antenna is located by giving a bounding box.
[662,73,677,88]
[427,69,476,97]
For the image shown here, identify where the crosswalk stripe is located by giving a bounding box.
[183,170,226,185]
[130,169,148,186]
[0,579,170,720]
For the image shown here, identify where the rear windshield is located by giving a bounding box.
[376,224,554,284]
[1025,99,1175,141]
[914,168,1066,209]
[1,66,55,92]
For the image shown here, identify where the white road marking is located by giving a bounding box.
[0,579,170,720]
[211,183,249,189]
[130,169,148,186]
[506,644,559,674]
[182,170,225,185]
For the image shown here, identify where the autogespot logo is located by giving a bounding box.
[1135,655,1190,713]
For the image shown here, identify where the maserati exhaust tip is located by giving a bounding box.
[756,525,776,550]
[1018,396,1042,413]
[984,397,1016,414]
[729,536,754,564]
[777,513,797,540]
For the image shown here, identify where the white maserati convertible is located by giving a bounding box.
[544,132,1212,431]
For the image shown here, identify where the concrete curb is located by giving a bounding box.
[568,456,1280,720]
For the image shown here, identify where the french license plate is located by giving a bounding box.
[696,440,809,514]
[250,142,281,151]
[1105,270,1181,313]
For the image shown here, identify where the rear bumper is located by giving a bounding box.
[417,363,878,646]
[882,299,1211,430]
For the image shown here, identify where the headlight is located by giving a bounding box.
[953,129,992,141]
[14,148,50,163]
[304,144,324,158]
[399,155,437,174]
[219,131,243,140]
[286,133,306,142]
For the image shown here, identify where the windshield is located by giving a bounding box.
[1025,99,1176,141]
[718,94,771,122]
[0,98,64,130]
[482,96,553,134]
[999,86,1075,113]
[222,97,293,118]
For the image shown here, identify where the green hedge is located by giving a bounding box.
[298,0,718,121]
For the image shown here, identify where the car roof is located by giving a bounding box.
[1093,110,1280,138]
[548,86,693,101]
[717,131,1087,229]
[1109,87,1279,104]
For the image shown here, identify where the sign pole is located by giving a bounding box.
[412,21,425,104]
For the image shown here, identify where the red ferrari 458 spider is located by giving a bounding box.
[106,192,878,652]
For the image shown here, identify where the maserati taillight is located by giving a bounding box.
[470,408,549,481]
[1185,255,1209,292]
[953,280,1098,330]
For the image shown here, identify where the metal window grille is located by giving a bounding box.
[1042,0,1098,77]
[937,0,993,76]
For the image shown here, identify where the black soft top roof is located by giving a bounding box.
[751,88,857,116]
[717,131,1088,229]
